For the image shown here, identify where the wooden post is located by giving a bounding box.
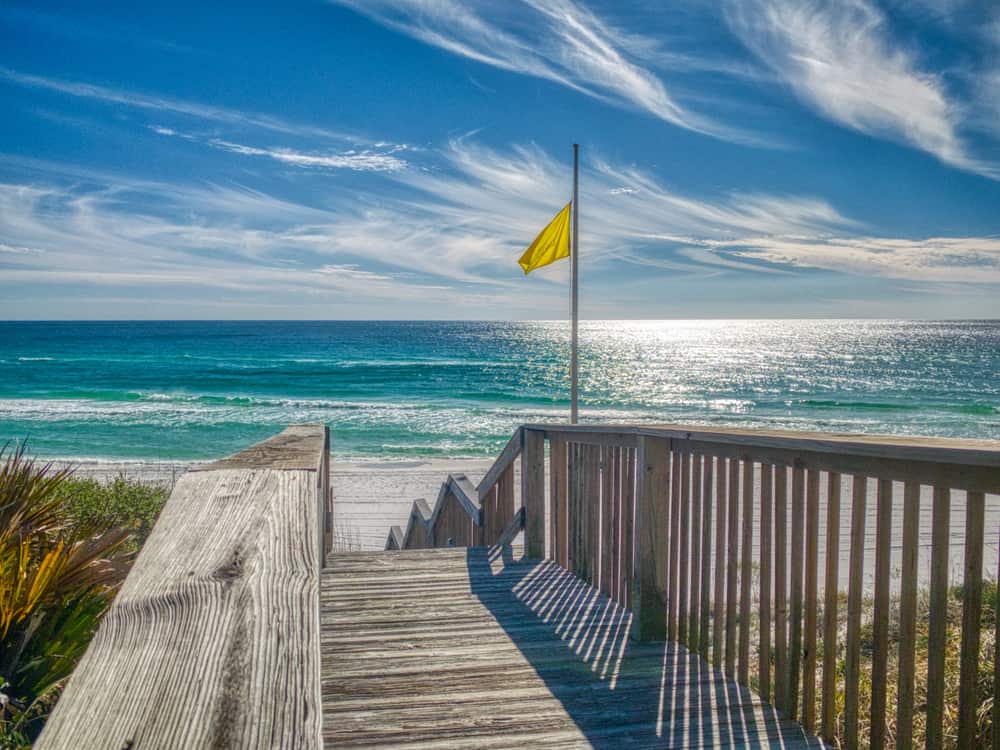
[844,474,867,750]
[522,428,546,559]
[738,458,753,685]
[550,437,567,566]
[631,435,670,642]
[788,464,805,718]
[759,463,773,701]
[802,468,820,731]
[957,491,985,748]
[689,453,702,652]
[774,463,788,711]
[926,486,951,750]
[667,448,682,642]
[870,478,893,750]
[895,481,920,750]
[725,457,739,677]
[821,472,841,742]
[699,455,714,657]
[712,457,728,663]
[678,446,691,646]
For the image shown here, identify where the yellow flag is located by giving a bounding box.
[518,202,571,274]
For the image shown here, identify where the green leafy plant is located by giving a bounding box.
[0,443,134,742]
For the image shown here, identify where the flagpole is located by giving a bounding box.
[570,144,579,424]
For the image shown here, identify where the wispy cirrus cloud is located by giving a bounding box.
[724,0,998,178]
[0,67,355,141]
[207,139,409,172]
[3,139,999,321]
[330,0,745,141]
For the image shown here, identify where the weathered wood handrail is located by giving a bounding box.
[37,425,331,750]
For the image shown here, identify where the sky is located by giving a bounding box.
[2,0,1000,320]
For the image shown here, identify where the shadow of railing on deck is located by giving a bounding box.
[467,546,825,748]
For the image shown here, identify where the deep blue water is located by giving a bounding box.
[1,320,998,460]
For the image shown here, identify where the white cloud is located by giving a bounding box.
[208,139,408,172]
[725,0,998,178]
[0,67,355,140]
[330,0,741,140]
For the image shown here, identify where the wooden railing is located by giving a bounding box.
[388,427,524,550]
[399,422,1000,749]
[37,425,332,750]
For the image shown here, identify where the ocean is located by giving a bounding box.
[1,320,998,461]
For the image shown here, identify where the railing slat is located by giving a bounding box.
[678,446,691,646]
[601,445,614,597]
[699,454,714,657]
[821,472,841,742]
[725,456,740,677]
[926,485,951,750]
[895,480,920,750]
[588,444,601,587]
[713,454,728,664]
[668,448,682,643]
[738,458,754,685]
[957,490,986,748]
[844,474,867,750]
[611,446,623,604]
[788,465,805,718]
[632,435,670,642]
[550,437,568,566]
[994,531,999,750]
[522,429,546,559]
[802,468,820,731]
[689,453,703,652]
[759,462,773,701]
[624,446,636,611]
[774,463,789,711]
[870,478,893,750]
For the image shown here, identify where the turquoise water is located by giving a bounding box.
[1,320,998,460]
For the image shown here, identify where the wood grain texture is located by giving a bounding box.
[632,436,669,642]
[802,469,820,731]
[477,428,524,501]
[522,428,546,559]
[738,458,753,685]
[678,446,691,646]
[713,458,728,664]
[895,480,920,750]
[38,425,329,750]
[820,472,841,742]
[321,547,828,749]
[699,455,714,658]
[759,463,773,702]
[925,486,951,750]
[689,453,702,653]
[773,464,788,713]
[788,465,805,719]
[667,448,682,643]
[844,475,867,750]
[725,457,740,677]
[550,437,568,567]
[957,490,985,749]
[869,479,893,750]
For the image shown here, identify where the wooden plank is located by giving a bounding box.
[712,456,728,664]
[925,485,950,750]
[526,421,1000,478]
[844,474,867,750]
[699,454,714,657]
[774,463,788,712]
[632,435,670,642]
[821,472,841,742]
[623,447,636,611]
[802,468,820,731]
[550,438,567,566]
[37,425,329,750]
[689,453,702,652]
[568,443,580,577]
[758,463,773,702]
[522,429,546,559]
[667,448,682,643]
[600,446,614,597]
[725,456,739,677]
[587,445,600,588]
[738,458,753,685]
[895,480,920,750]
[957,490,986,748]
[788,465,805,719]
[869,478,893,750]
[678,445,691,646]
[477,427,523,500]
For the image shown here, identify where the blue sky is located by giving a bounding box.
[2,0,999,319]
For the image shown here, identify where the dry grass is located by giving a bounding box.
[729,577,998,749]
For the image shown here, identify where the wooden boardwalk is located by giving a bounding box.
[321,546,827,749]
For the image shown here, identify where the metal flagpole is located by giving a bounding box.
[571,144,579,424]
